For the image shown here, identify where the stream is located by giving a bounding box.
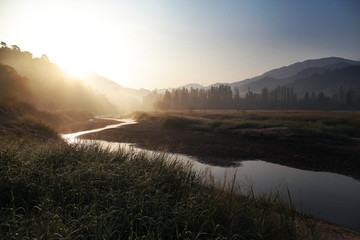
[62,118,360,231]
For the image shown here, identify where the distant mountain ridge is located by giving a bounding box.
[254,57,357,79]
[158,57,360,96]
[231,57,360,95]
[291,65,360,97]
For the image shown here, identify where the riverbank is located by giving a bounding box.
[2,111,359,238]
[81,111,360,180]
[0,137,315,239]
[1,137,359,239]
[0,100,116,141]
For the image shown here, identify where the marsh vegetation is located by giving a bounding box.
[83,110,360,180]
[0,138,322,240]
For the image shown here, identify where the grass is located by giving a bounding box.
[133,110,360,140]
[0,138,319,239]
[19,114,60,140]
[0,100,93,140]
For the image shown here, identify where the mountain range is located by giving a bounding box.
[1,42,359,113]
[231,57,359,96]
[159,57,360,97]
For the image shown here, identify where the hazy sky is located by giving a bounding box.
[1,0,359,90]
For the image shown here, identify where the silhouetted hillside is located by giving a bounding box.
[156,57,359,97]
[0,63,32,102]
[291,65,360,96]
[0,44,114,114]
[231,57,359,95]
[258,57,357,79]
[0,56,104,139]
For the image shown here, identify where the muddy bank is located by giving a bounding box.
[81,119,360,180]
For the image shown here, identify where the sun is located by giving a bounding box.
[57,57,92,78]
[15,0,156,87]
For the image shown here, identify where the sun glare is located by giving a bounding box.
[1,0,167,88]
[58,60,89,77]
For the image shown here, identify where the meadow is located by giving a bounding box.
[133,110,360,141]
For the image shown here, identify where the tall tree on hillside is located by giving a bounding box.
[41,54,50,62]
[11,45,21,51]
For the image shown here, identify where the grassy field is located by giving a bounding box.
[133,110,360,141]
[0,137,324,239]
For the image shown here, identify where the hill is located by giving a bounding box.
[233,57,359,95]
[154,57,359,97]
[0,45,115,114]
[291,65,360,97]
[0,63,32,102]
[82,73,150,113]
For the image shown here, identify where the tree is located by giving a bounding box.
[1,41,7,48]
[345,90,353,107]
[41,54,50,62]
[159,90,172,110]
[317,92,325,103]
[23,51,33,58]
[339,85,345,104]
[261,87,269,108]
[11,45,21,51]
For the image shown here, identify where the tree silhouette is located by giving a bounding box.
[11,45,21,51]
[41,54,50,62]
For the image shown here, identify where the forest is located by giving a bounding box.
[145,82,359,111]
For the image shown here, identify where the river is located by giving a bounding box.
[62,118,360,231]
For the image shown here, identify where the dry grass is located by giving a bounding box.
[0,138,321,239]
[132,110,360,140]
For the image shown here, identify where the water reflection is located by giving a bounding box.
[62,118,137,143]
[62,119,360,230]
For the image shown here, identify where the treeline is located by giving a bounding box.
[144,84,359,110]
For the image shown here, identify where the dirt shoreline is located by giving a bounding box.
[81,118,360,180]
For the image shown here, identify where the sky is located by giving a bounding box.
[1,0,359,90]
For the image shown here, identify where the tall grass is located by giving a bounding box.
[0,138,318,239]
